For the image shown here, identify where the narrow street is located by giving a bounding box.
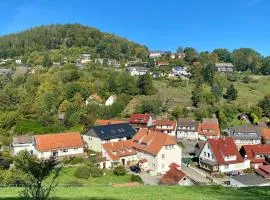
[181,164,212,185]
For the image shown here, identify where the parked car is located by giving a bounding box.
[130,165,141,173]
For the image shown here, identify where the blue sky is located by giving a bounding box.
[1,0,270,55]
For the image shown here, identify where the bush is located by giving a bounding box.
[73,166,91,179]
[63,156,85,165]
[90,167,103,177]
[242,76,252,83]
[113,166,126,176]
[131,174,143,183]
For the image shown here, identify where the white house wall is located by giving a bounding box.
[36,147,84,159]
[83,135,102,152]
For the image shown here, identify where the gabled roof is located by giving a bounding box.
[261,128,270,140]
[194,141,206,157]
[160,166,187,185]
[241,144,270,163]
[229,125,260,140]
[153,120,177,131]
[133,128,177,155]
[35,132,84,152]
[230,174,269,186]
[198,122,220,137]
[208,137,243,165]
[129,114,151,124]
[96,119,127,126]
[13,135,33,144]
[88,93,103,103]
[84,123,136,140]
[102,140,137,161]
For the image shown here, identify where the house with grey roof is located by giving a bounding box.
[230,174,269,188]
[0,68,13,76]
[10,135,35,155]
[228,125,261,147]
[83,123,136,152]
[215,63,234,72]
[176,119,199,140]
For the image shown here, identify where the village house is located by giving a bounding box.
[108,59,120,68]
[105,95,117,106]
[34,132,84,159]
[153,120,177,136]
[156,61,169,67]
[101,140,138,168]
[85,93,103,105]
[198,118,220,140]
[255,165,270,180]
[215,63,234,72]
[176,119,199,140]
[199,137,250,174]
[193,141,206,157]
[171,66,190,77]
[129,113,155,129]
[83,123,136,152]
[95,119,127,126]
[11,135,35,155]
[177,53,186,59]
[228,125,261,147]
[149,51,163,59]
[160,164,195,186]
[80,53,91,64]
[239,144,270,169]
[133,128,182,175]
[127,66,149,76]
[261,128,270,144]
[0,68,13,76]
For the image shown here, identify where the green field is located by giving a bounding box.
[1,185,270,200]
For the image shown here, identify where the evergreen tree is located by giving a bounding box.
[137,73,156,95]
[225,83,238,101]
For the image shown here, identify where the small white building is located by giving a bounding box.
[176,119,199,140]
[199,137,250,174]
[81,54,91,64]
[149,51,163,59]
[127,67,148,76]
[133,128,182,175]
[34,132,84,159]
[172,66,190,76]
[15,59,22,65]
[11,135,35,155]
[153,120,177,136]
[105,95,117,106]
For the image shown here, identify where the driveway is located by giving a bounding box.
[181,164,212,185]
[139,172,162,185]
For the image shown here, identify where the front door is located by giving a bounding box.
[121,158,125,166]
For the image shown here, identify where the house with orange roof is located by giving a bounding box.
[261,128,270,144]
[95,119,127,126]
[133,128,182,175]
[239,144,270,169]
[129,113,154,129]
[101,140,138,168]
[198,118,220,140]
[153,120,177,136]
[85,93,103,105]
[34,132,84,159]
[199,137,250,174]
[160,164,195,186]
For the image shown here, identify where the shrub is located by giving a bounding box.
[242,76,252,83]
[73,166,90,179]
[90,167,103,178]
[131,174,143,183]
[63,156,85,165]
[113,166,126,176]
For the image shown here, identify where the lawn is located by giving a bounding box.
[57,167,133,186]
[1,185,270,200]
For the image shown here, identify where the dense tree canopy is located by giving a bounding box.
[213,48,231,62]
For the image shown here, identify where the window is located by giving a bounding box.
[63,149,68,153]
[74,148,78,151]
[207,153,210,158]
[204,152,206,157]
[162,154,165,159]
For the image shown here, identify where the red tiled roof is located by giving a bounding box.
[139,159,148,163]
[96,119,127,126]
[160,166,187,185]
[198,122,220,137]
[129,114,151,124]
[102,140,137,161]
[153,120,177,131]
[133,128,177,155]
[89,93,103,103]
[169,162,180,169]
[242,144,270,163]
[261,128,270,140]
[35,132,84,152]
[255,165,270,178]
[208,137,243,165]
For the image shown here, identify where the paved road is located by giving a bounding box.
[181,164,211,185]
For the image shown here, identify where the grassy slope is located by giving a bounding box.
[1,186,270,200]
[124,75,270,116]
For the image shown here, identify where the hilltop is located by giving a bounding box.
[0,24,148,60]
